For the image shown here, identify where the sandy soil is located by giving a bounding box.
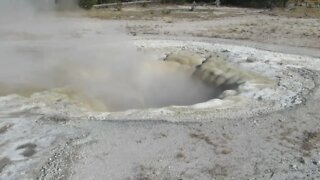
[124,14,320,49]
[1,5,320,180]
[86,5,320,49]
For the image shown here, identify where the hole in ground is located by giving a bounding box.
[94,52,244,111]
[0,45,244,112]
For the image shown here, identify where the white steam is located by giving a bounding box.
[0,0,215,111]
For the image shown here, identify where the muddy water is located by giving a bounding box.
[0,10,217,111]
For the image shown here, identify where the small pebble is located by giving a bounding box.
[298,157,305,164]
[290,164,297,170]
[246,57,256,63]
[312,160,318,165]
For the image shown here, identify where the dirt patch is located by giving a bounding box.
[16,143,37,157]
[0,123,13,134]
[205,164,229,178]
[133,165,172,180]
[0,157,11,173]
[301,131,320,156]
[190,133,216,147]
[21,148,37,157]
[175,152,187,160]
[189,132,233,155]
[39,114,69,123]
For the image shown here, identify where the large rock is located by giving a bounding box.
[164,51,204,67]
[193,54,247,90]
[193,53,274,91]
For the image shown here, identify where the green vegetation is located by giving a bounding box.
[79,0,97,9]
[161,9,172,15]
[222,0,289,8]
[97,0,119,3]
[84,0,292,9]
[161,0,187,4]
[159,0,289,8]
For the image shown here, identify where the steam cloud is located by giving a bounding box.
[0,0,214,111]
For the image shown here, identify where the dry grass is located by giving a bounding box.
[85,5,246,21]
[271,7,320,18]
[192,16,320,48]
[87,4,320,20]
[86,5,320,49]
[87,8,208,20]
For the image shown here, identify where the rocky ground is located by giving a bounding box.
[1,5,320,180]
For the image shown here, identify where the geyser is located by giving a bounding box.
[0,0,243,112]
